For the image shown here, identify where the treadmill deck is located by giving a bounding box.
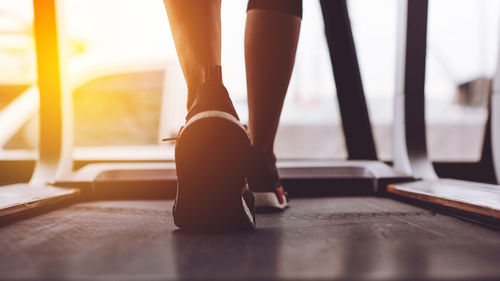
[1,197,499,281]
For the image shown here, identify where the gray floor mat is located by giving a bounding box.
[0,197,499,281]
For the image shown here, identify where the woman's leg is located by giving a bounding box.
[164,0,256,231]
[245,2,301,209]
[245,4,301,156]
[163,0,221,109]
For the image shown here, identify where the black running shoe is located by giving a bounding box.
[172,65,256,232]
[247,149,289,211]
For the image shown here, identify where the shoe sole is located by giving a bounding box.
[254,192,288,212]
[174,111,255,232]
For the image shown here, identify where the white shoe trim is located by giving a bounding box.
[254,192,288,209]
[185,110,246,131]
[241,183,255,225]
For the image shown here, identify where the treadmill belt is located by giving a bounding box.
[1,197,499,281]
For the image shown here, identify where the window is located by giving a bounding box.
[0,0,37,159]
[350,0,499,162]
[65,0,347,161]
[348,0,397,160]
[3,0,495,163]
[425,0,498,161]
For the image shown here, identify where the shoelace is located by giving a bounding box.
[161,125,184,142]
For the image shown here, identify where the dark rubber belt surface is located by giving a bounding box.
[1,198,500,280]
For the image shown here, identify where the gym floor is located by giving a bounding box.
[1,197,499,281]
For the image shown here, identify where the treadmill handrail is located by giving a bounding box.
[491,40,500,183]
[320,0,378,160]
[393,0,437,179]
[30,0,73,185]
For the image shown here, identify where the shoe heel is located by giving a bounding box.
[174,112,254,232]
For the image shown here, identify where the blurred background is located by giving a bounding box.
[0,0,498,162]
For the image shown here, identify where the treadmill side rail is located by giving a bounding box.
[0,184,79,219]
[388,179,500,220]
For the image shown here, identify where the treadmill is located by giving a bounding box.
[1,0,500,280]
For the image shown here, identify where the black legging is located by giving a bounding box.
[247,0,303,18]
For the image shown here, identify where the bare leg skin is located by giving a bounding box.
[245,9,301,155]
[163,0,221,109]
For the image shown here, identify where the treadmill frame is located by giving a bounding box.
[389,0,500,223]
